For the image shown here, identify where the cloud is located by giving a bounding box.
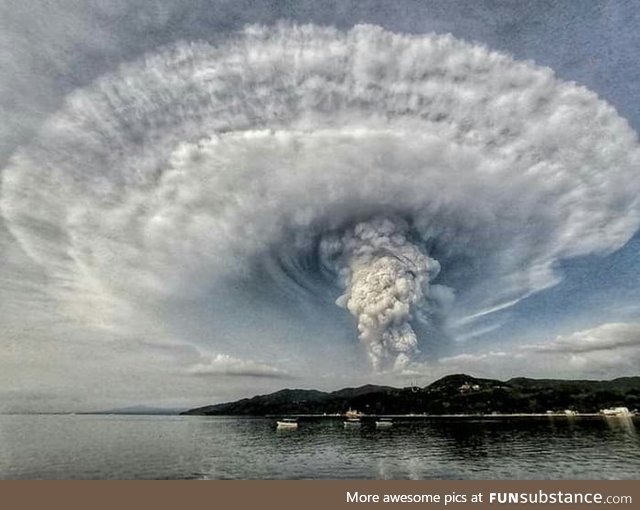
[1,24,638,375]
[185,353,292,379]
[528,322,640,354]
[418,322,640,380]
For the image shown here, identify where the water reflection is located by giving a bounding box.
[603,415,637,436]
[0,415,639,479]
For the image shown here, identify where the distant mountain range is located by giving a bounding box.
[86,405,184,415]
[181,374,640,416]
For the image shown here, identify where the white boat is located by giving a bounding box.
[343,418,361,428]
[600,407,631,417]
[376,418,393,428]
[276,418,298,429]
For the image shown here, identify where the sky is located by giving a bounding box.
[1,1,639,412]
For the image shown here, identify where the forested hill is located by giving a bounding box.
[181,374,640,416]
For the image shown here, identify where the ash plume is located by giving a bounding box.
[320,217,448,371]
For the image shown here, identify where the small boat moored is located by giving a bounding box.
[376,418,393,428]
[345,408,364,419]
[600,407,632,417]
[343,418,361,428]
[276,418,299,429]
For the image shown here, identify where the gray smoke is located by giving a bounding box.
[321,217,448,371]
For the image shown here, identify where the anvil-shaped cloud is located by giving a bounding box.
[1,24,639,391]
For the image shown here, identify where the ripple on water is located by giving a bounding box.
[0,415,639,479]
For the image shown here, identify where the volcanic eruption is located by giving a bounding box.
[2,24,639,372]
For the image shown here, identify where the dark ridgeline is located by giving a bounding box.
[181,374,640,416]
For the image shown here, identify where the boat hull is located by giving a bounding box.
[276,421,298,429]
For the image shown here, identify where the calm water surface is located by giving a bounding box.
[0,415,638,479]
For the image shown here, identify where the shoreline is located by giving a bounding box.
[263,412,638,419]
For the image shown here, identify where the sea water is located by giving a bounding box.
[0,414,638,479]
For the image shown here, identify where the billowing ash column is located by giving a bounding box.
[321,218,441,371]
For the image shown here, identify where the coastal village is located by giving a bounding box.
[276,380,637,429]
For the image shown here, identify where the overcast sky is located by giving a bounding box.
[1,1,639,412]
